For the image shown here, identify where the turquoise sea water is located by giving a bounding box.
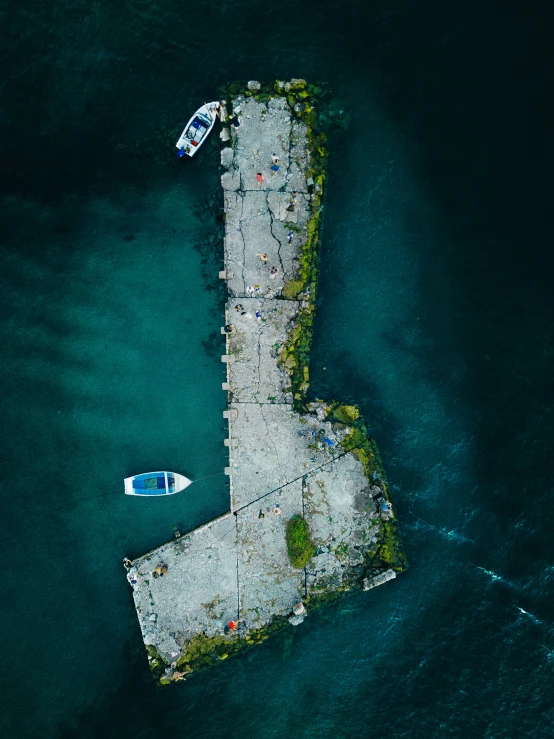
[1,2,553,737]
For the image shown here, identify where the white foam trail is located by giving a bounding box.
[476,566,503,582]
[516,606,541,624]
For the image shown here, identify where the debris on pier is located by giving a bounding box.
[127,80,405,681]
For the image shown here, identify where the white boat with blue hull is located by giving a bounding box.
[176,101,219,158]
[124,471,192,497]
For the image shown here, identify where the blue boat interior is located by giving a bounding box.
[132,473,175,494]
[193,116,209,129]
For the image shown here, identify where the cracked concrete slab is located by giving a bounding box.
[304,455,382,593]
[223,97,311,297]
[129,513,238,663]
[231,97,296,192]
[236,479,304,629]
[226,298,297,404]
[228,402,342,510]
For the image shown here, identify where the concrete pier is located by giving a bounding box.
[127,83,403,682]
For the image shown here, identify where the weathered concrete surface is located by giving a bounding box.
[228,403,343,509]
[226,298,296,404]
[129,513,237,662]
[128,88,398,677]
[304,455,382,592]
[236,479,304,629]
[222,96,311,298]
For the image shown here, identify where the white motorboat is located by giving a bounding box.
[176,102,219,157]
[124,471,192,496]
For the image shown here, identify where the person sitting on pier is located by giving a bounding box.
[269,266,279,279]
[224,324,234,333]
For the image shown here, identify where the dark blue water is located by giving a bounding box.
[1,2,553,737]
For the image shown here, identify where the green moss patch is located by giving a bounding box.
[286,514,316,568]
[370,519,406,570]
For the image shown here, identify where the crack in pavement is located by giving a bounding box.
[259,403,284,477]
[233,446,348,516]
[237,193,247,294]
[265,193,286,277]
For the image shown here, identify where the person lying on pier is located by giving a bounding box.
[235,304,244,312]
[269,266,279,279]
[256,253,268,263]
[287,231,294,245]
[256,172,264,186]
[270,155,280,175]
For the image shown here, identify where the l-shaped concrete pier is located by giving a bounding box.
[127,81,404,683]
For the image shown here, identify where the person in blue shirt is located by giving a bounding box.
[271,153,280,175]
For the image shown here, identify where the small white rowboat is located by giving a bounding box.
[124,471,192,497]
[176,102,219,157]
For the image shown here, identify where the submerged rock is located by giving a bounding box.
[289,614,306,626]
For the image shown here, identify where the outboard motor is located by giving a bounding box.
[177,148,186,158]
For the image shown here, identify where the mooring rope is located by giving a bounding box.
[53,471,226,511]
